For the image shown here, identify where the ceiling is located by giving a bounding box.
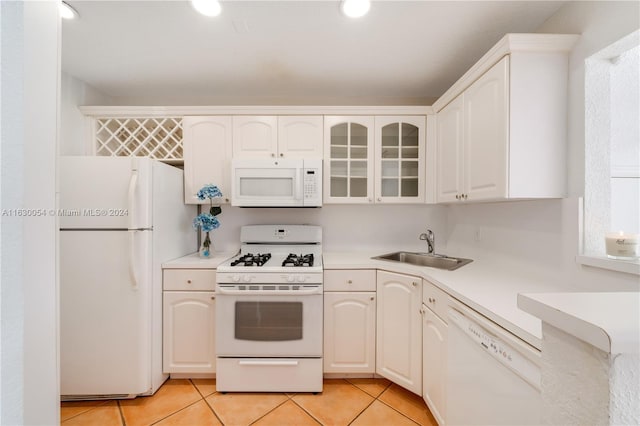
[61,1,566,106]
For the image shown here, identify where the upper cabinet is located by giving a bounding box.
[375,116,425,203]
[324,115,426,204]
[324,116,375,203]
[183,116,232,204]
[233,115,323,159]
[434,33,579,203]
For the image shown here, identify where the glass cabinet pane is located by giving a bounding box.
[401,179,419,197]
[331,123,348,146]
[351,124,367,146]
[329,121,370,199]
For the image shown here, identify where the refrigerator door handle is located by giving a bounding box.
[127,170,139,230]
[129,230,139,291]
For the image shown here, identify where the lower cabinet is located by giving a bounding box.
[376,270,422,394]
[163,269,217,375]
[324,292,376,373]
[323,269,376,374]
[422,303,448,426]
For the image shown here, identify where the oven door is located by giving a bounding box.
[216,284,323,357]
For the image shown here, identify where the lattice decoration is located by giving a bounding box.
[95,117,183,161]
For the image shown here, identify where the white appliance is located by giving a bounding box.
[59,156,195,400]
[216,225,323,392]
[446,299,541,425]
[231,158,322,207]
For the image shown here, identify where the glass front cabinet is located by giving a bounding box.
[323,116,425,204]
[324,116,375,203]
[374,116,425,203]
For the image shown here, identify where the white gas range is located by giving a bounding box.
[215,225,323,393]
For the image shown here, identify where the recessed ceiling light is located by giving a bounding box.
[60,2,79,20]
[191,0,222,17]
[341,0,370,18]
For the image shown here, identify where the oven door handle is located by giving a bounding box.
[238,360,299,367]
[216,286,323,296]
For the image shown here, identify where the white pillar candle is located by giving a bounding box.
[605,232,640,259]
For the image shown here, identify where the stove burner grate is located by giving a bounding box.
[230,253,272,267]
[282,253,314,267]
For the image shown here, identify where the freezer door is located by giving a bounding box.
[60,229,152,397]
[59,156,152,229]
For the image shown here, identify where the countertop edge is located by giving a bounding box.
[518,292,640,354]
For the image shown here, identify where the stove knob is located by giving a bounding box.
[296,275,306,283]
[242,275,251,283]
[232,275,240,283]
[286,276,295,283]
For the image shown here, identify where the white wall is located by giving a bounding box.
[444,1,640,291]
[0,1,60,425]
[60,71,114,155]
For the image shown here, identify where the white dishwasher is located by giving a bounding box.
[446,300,541,426]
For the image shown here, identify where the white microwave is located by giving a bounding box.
[231,158,322,207]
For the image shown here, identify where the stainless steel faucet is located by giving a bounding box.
[419,230,435,254]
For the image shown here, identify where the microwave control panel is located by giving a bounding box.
[302,160,322,206]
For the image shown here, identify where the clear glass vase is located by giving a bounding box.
[199,232,212,258]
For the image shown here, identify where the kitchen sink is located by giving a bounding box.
[372,251,473,271]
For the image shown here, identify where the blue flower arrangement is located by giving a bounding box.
[193,184,223,257]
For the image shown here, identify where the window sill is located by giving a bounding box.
[576,255,640,276]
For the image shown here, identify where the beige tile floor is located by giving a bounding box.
[61,378,438,426]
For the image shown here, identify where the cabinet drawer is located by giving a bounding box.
[163,269,216,291]
[324,269,376,292]
[423,279,449,323]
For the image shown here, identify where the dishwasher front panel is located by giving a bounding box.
[446,305,541,425]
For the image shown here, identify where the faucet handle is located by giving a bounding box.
[419,233,428,241]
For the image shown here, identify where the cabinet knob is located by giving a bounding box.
[429,297,435,303]
[455,194,460,200]
[347,280,353,284]
[187,280,192,284]
[412,282,417,287]
[211,296,216,300]
[271,153,275,157]
[377,198,381,202]
[225,198,229,203]
[463,194,468,200]
[279,153,284,157]
[370,296,374,301]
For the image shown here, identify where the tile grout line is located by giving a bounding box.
[59,400,111,424]
[345,379,393,426]
[116,400,127,426]
[247,397,293,426]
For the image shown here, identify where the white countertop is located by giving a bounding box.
[518,292,640,354]
[323,251,567,350]
[162,251,238,269]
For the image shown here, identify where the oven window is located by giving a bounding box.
[235,301,303,341]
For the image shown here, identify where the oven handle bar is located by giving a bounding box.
[238,360,299,367]
[216,286,323,296]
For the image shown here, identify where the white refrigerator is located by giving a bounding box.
[59,156,195,399]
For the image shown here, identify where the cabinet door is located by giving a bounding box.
[436,95,464,203]
[183,116,232,204]
[375,116,425,203]
[163,291,216,374]
[278,116,323,158]
[323,116,375,203]
[376,271,422,394]
[324,292,376,373]
[422,305,447,426]
[232,116,278,158]
[464,56,509,201]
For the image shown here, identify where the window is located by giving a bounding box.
[582,30,639,273]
